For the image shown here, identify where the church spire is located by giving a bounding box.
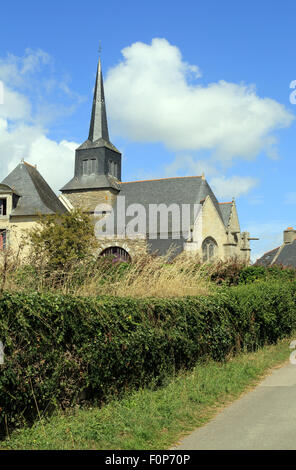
[60,53,122,193]
[88,57,110,142]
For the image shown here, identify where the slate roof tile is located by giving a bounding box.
[1,162,67,216]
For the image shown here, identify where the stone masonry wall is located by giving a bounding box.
[63,189,118,213]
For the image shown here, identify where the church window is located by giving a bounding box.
[0,199,7,216]
[0,230,7,250]
[100,246,131,263]
[202,237,218,262]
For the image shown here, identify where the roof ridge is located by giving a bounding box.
[23,161,37,169]
[262,246,281,256]
[219,202,232,205]
[120,176,203,184]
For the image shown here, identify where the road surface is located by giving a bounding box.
[173,362,296,450]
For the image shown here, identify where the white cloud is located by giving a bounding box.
[209,175,258,199]
[0,49,79,193]
[0,119,76,193]
[164,155,219,178]
[0,85,31,121]
[105,38,293,161]
[0,49,51,87]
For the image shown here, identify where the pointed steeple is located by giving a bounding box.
[60,54,122,193]
[88,57,110,143]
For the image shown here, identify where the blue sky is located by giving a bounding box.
[0,0,296,261]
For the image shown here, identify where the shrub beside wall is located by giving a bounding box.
[0,281,296,436]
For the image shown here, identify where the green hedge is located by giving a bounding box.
[0,281,296,436]
[209,262,296,286]
[238,265,296,284]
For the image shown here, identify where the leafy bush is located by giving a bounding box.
[208,259,246,286]
[27,209,98,273]
[208,260,296,286]
[238,264,296,284]
[0,281,296,437]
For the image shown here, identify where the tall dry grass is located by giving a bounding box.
[75,251,213,298]
[0,248,218,298]
[0,246,247,298]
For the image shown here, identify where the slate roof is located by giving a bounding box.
[272,241,296,268]
[111,176,227,237]
[62,174,121,192]
[1,161,68,216]
[77,58,120,154]
[256,241,296,268]
[219,202,232,227]
[255,246,281,267]
[88,57,109,144]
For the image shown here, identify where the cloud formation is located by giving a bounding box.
[164,155,258,199]
[0,49,79,192]
[105,38,293,161]
[209,175,258,200]
[0,41,293,199]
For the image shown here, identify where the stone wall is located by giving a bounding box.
[63,189,118,213]
[0,216,40,259]
[96,237,147,259]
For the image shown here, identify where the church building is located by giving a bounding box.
[0,56,254,263]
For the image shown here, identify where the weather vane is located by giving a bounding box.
[98,41,102,56]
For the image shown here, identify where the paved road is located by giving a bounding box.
[173,362,296,450]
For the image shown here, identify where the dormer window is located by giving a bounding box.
[0,199,7,216]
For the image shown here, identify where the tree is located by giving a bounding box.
[27,209,98,273]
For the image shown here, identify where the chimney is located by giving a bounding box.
[283,227,296,244]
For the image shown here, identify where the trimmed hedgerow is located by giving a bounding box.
[0,281,296,436]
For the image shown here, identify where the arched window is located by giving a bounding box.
[100,246,131,263]
[202,237,218,262]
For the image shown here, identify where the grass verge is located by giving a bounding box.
[1,337,293,450]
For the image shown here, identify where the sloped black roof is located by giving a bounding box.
[274,241,296,268]
[256,241,296,268]
[1,162,67,216]
[61,173,120,192]
[219,202,232,227]
[255,246,281,266]
[110,176,226,239]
